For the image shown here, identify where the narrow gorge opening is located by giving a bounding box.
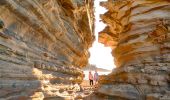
[82,0,116,86]
[87,0,115,71]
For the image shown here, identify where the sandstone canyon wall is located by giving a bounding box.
[0,0,94,99]
[95,0,170,100]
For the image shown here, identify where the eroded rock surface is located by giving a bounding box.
[96,0,170,100]
[0,0,94,99]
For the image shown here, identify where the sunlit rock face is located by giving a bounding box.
[97,0,170,99]
[0,0,94,99]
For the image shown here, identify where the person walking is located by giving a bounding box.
[88,71,93,86]
[94,70,99,85]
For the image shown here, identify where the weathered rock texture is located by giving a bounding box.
[0,0,94,99]
[97,0,170,100]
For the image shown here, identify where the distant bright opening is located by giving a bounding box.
[88,0,116,70]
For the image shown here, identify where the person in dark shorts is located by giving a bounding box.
[89,71,93,86]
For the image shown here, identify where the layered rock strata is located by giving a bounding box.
[97,0,170,100]
[0,0,94,99]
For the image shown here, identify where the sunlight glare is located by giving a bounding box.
[88,0,116,70]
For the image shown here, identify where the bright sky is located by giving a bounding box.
[88,0,116,70]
